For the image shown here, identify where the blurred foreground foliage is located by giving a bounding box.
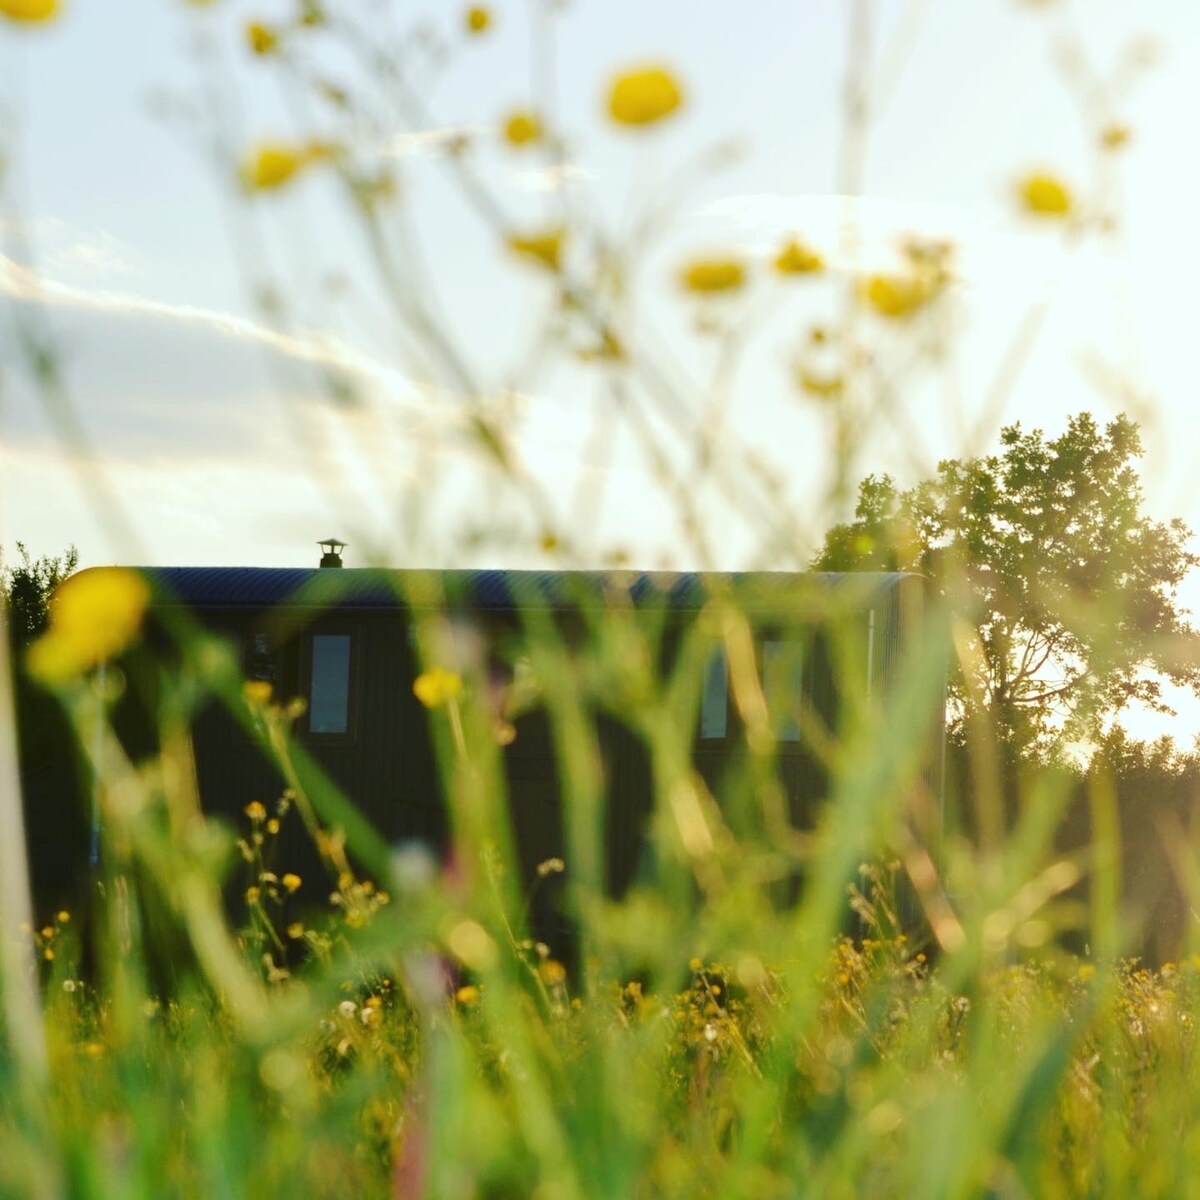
[5,0,1200,1196]
[6,838,1200,1199]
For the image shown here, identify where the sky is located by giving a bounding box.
[3,0,1200,729]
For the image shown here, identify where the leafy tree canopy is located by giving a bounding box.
[814,413,1200,756]
[2,542,78,648]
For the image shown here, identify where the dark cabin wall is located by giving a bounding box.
[187,609,444,853]
[295,610,441,846]
[687,620,843,825]
[19,678,90,915]
[18,572,941,968]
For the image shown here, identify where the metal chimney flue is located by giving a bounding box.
[318,538,347,568]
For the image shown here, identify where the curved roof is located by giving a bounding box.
[134,567,919,615]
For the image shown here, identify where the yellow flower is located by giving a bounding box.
[795,367,844,399]
[266,818,280,835]
[455,984,480,1005]
[679,257,746,294]
[503,110,542,148]
[539,959,567,986]
[861,273,937,320]
[244,800,268,822]
[464,5,490,34]
[244,144,305,190]
[282,872,302,893]
[286,922,305,938]
[507,227,565,272]
[27,568,149,684]
[1077,962,1096,981]
[57,911,70,924]
[243,679,273,707]
[1100,122,1131,152]
[608,64,684,127]
[25,635,79,685]
[413,666,464,709]
[774,238,824,276]
[242,141,334,192]
[246,21,278,55]
[245,886,261,904]
[0,0,58,22]
[1018,171,1073,217]
[49,568,148,658]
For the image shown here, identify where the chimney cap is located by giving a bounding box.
[317,537,347,568]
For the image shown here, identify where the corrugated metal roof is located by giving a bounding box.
[133,567,918,615]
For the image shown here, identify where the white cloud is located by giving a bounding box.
[1,255,407,387]
[1,216,140,283]
[0,255,642,568]
[45,230,138,280]
[0,254,443,467]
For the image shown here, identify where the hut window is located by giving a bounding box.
[310,634,352,735]
[247,632,279,686]
[699,645,729,739]
[763,640,804,742]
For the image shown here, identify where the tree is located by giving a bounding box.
[2,543,85,911]
[2,542,78,647]
[2,543,79,768]
[814,413,1200,758]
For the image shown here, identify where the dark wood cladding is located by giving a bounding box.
[22,568,939,949]
[190,609,446,852]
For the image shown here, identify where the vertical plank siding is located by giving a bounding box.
[21,570,942,946]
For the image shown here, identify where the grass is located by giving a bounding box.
[7,835,1200,1197]
[2,615,1196,1200]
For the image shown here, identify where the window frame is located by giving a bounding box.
[760,633,809,750]
[697,640,733,744]
[302,626,359,746]
[244,628,284,690]
[692,622,825,753]
[236,623,298,744]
